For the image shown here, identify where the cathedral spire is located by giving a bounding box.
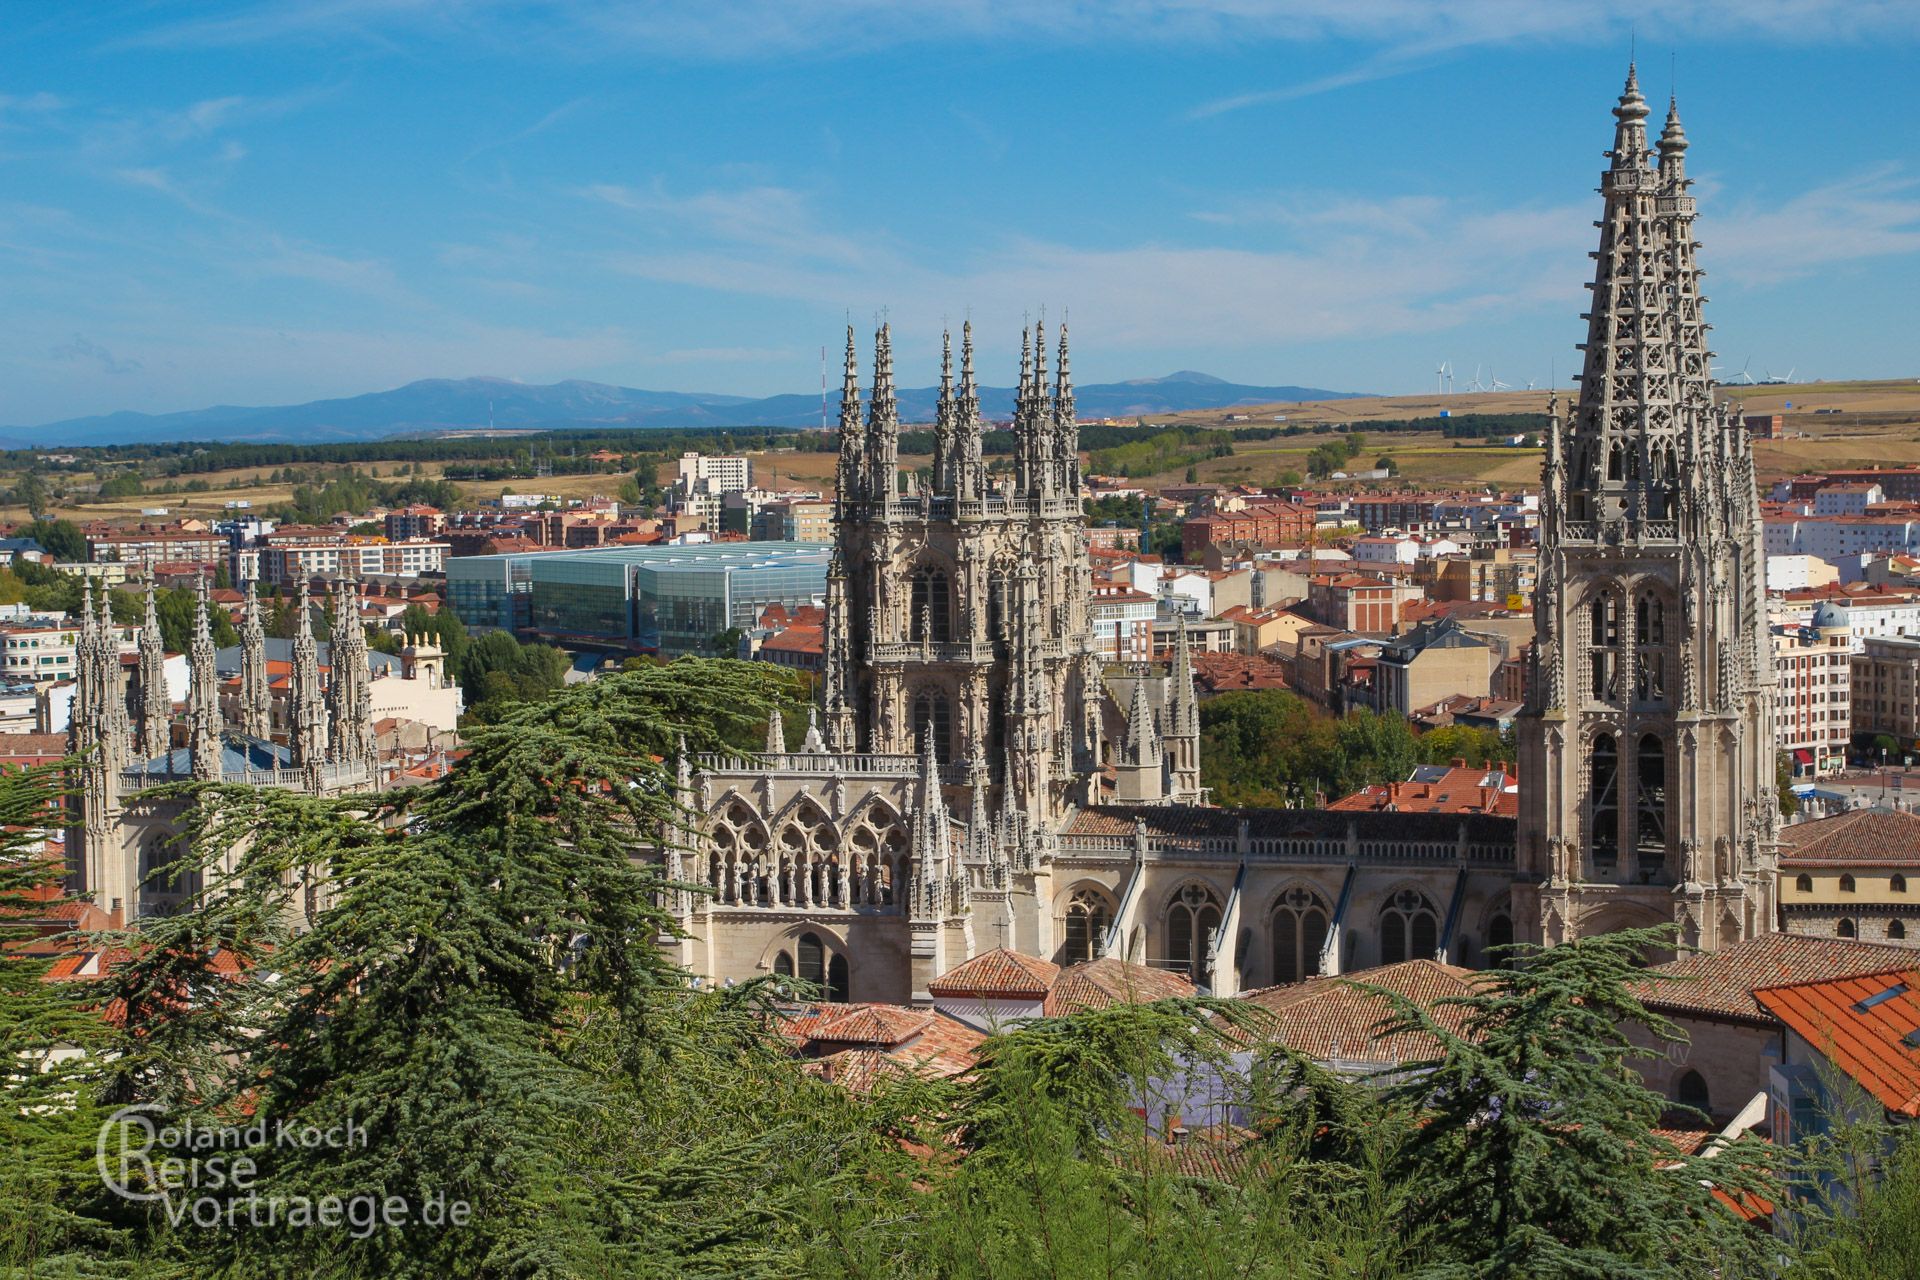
[1658,95,1689,181]
[932,328,957,495]
[909,729,949,921]
[865,322,899,502]
[240,586,271,740]
[136,581,170,762]
[957,319,984,497]
[764,706,786,754]
[188,575,221,781]
[1169,612,1198,739]
[821,547,858,752]
[289,577,328,776]
[1610,62,1651,170]
[1123,671,1160,769]
[835,325,863,508]
[326,579,372,772]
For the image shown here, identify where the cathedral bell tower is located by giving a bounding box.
[1515,69,1778,952]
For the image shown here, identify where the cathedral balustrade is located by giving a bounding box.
[694,751,972,787]
[849,496,1084,522]
[1058,831,1516,867]
[118,760,374,792]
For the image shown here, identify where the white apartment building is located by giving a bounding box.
[258,536,449,586]
[1812,483,1885,516]
[676,451,752,494]
[1765,512,1920,571]
[1766,554,1841,593]
[1772,623,1852,776]
[1089,586,1156,662]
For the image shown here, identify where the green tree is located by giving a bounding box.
[1375,454,1399,477]
[0,762,120,1271]
[30,517,86,562]
[1344,431,1367,459]
[11,470,49,516]
[1376,926,1778,1278]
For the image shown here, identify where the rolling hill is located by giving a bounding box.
[10,371,1363,448]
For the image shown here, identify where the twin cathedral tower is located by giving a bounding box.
[665,68,1777,998]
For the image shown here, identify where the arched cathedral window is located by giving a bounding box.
[1634,592,1667,703]
[911,691,953,761]
[1590,734,1620,873]
[910,565,951,642]
[1271,886,1329,985]
[1591,595,1620,701]
[1634,734,1669,881]
[1062,888,1112,966]
[1166,884,1222,986]
[1379,890,1438,965]
[794,931,850,1002]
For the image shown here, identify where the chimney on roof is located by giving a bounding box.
[1451,756,1467,768]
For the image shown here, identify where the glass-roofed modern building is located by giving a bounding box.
[444,543,830,656]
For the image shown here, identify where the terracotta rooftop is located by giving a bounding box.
[1044,957,1197,1015]
[927,948,1060,999]
[1240,959,1485,1065]
[1756,968,1920,1117]
[1779,809,1920,866]
[1328,762,1518,817]
[782,1003,987,1091]
[1632,932,1914,1025]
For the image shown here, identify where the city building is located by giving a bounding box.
[1778,810,1920,945]
[1849,635,1920,752]
[86,527,228,570]
[1515,67,1779,951]
[1772,622,1852,776]
[384,504,447,541]
[1370,617,1496,717]
[257,528,449,585]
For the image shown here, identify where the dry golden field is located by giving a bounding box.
[7,378,1914,524]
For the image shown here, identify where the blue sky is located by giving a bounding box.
[3,1,1918,426]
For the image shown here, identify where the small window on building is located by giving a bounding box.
[1894,874,1909,894]
[1840,874,1857,893]
[1891,920,1909,941]
[1796,874,1813,893]
[1838,918,1858,939]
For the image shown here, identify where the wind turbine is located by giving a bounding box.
[1466,364,1489,393]
[1434,362,1454,395]
[1489,368,1513,392]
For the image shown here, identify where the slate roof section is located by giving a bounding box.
[1632,932,1914,1025]
[927,948,1060,999]
[1778,810,1920,866]
[1239,959,1485,1065]
[1756,968,1920,1117]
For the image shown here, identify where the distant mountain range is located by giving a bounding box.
[7,371,1365,449]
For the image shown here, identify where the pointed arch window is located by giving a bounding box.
[1486,912,1515,968]
[1590,734,1620,872]
[910,565,951,642]
[911,691,953,761]
[1634,734,1669,880]
[1166,884,1222,985]
[1380,889,1438,965]
[1676,1070,1711,1115]
[1062,888,1112,965]
[1271,886,1329,985]
[1591,595,1620,701]
[1635,592,1667,703]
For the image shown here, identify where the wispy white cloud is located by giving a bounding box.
[50,333,142,375]
[118,0,1920,60]
[1709,165,1920,285]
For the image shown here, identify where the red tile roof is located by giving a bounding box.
[1044,957,1196,1015]
[1778,810,1920,866]
[1633,932,1914,1025]
[928,948,1060,998]
[806,1003,936,1046]
[1239,959,1485,1064]
[1756,967,1920,1116]
[1328,764,1518,817]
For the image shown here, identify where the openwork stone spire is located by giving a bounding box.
[932,328,958,495]
[864,323,899,502]
[289,578,328,772]
[909,729,949,921]
[188,575,222,781]
[240,587,271,740]
[955,319,986,499]
[136,581,170,761]
[834,325,863,507]
[325,579,372,771]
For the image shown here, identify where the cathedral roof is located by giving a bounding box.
[928,948,1059,999]
[1779,809,1920,866]
[1238,959,1484,1066]
[127,734,292,778]
[1633,932,1914,1026]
